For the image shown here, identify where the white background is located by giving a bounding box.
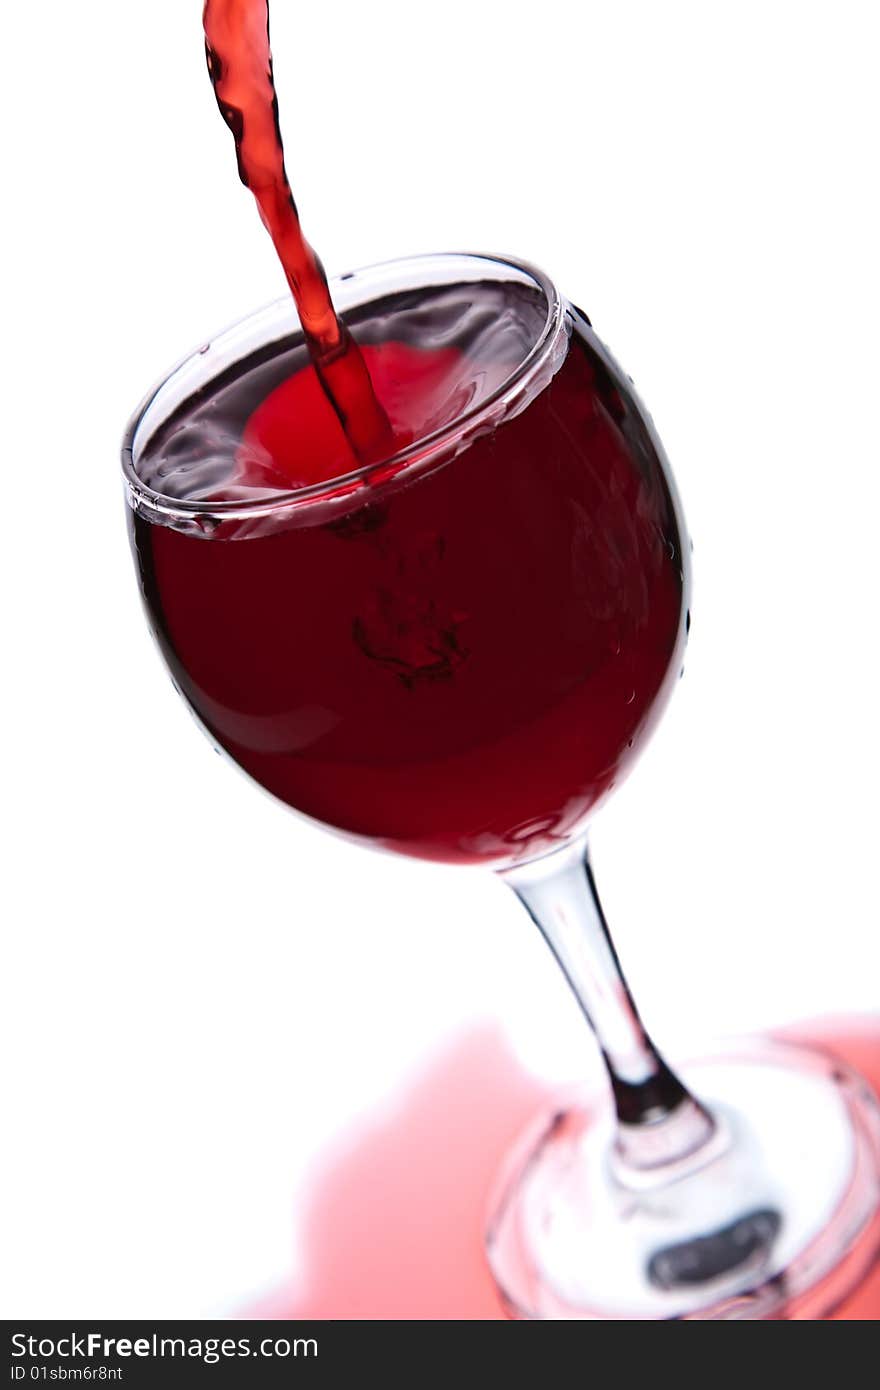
[2,1,878,1317]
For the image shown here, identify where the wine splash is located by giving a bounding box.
[202,0,392,461]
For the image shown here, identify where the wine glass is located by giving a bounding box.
[122,252,880,1319]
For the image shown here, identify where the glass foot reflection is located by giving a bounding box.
[487,1040,880,1319]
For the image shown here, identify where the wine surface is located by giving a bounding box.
[131,281,688,865]
[137,280,548,503]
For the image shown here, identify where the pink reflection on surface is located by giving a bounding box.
[246,1018,880,1320]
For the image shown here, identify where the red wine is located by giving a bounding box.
[202,0,391,459]
[131,278,689,865]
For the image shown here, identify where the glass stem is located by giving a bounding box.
[503,838,715,1172]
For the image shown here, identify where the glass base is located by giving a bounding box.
[486,1039,880,1319]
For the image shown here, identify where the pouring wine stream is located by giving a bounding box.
[203,0,393,460]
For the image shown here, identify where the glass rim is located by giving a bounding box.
[121,251,567,525]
